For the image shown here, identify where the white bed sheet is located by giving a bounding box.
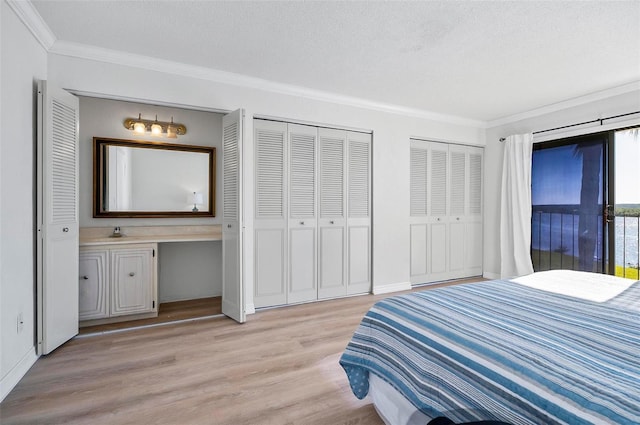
[369,373,432,425]
[511,269,635,302]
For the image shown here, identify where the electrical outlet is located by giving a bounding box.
[17,312,24,333]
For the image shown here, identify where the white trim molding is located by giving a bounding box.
[372,281,412,295]
[482,271,501,280]
[487,81,640,129]
[6,0,56,50]
[0,347,38,402]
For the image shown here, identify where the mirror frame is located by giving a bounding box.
[93,137,216,218]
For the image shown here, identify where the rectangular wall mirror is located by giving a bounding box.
[93,137,215,218]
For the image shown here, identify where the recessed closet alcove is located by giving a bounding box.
[77,96,226,331]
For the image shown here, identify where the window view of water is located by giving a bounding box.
[531,212,639,269]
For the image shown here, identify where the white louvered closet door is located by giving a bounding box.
[346,131,371,295]
[222,109,246,323]
[428,142,450,280]
[409,141,430,283]
[466,148,484,276]
[318,128,347,299]
[37,81,79,354]
[253,120,288,308]
[288,124,318,303]
[448,145,467,276]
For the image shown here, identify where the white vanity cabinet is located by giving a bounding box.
[79,243,157,325]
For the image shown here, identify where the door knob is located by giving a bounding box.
[227,224,232,228]
[81,276,88,280]
[62,227,69,232]
[300,221,305,225]
[129,272,135,277]
[330,220,334,224]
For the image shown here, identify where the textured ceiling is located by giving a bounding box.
[32,0,640,122]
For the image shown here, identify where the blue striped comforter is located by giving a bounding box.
[339,279,640,424]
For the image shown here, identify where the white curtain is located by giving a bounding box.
[500,133,534,278]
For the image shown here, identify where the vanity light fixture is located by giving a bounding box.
[188,192,204,212]
[123,114,187,137]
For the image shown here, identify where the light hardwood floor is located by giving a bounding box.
[0,277,483,425]
[80,297,223,335]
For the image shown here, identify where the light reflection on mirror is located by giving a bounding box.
[94,138,215,218]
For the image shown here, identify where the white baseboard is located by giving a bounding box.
[245,302,255,315]
[0,347,38,402]
[483,271,500,280]
[372,281,412,295]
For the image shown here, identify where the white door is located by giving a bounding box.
[288,124,318,303]
[410,142,430,283]
[448,145,467,277]
[253,120,288,307]
[428,142,450,281]
[37,81,79,354]
[318,128,347,299]
[222,109,246,323]
[465,148,484,276]
[346,131,371,295]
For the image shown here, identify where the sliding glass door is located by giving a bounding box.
[614,128,640,279]
[531,127,639,278]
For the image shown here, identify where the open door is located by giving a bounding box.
[222,109,246,323]
[36,81,80,354]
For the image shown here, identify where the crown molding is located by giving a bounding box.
[487,81,640,129]
[48,40,485,128]
[6,0,56,50]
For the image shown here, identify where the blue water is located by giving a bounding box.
[531,215,639,267]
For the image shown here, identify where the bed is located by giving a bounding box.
[339,270,640,425]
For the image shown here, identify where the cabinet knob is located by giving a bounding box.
[129,272,135,277]
[456,217,460,221]
[300,221,305,225]
[62,227,69,232]
[437,217,441,221]
[330,220,334,224]
[81,276,88,280]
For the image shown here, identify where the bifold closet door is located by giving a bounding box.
[253,120,288,308]
[288,124,318,303]
[466,148,483,276]
[448,144,467,277]
[428,142,450,281]
[318,128,347,299]
[410,142,430,283]
[346,131,371,295]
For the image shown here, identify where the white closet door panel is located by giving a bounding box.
[222,109,245,323]
[287,124,317,302]
[79,250,108,321]
[410,146,428,216]
[429,145,448,217]
[254,228,287,307]
[289,227,316,303]
[449,221,466,274]
[37,81,79,355]
[410,224,428,280]
[318,227,346,298]
[255,122,286,219]
[289,124,316,218]
[319,128,345,219]
[469,150,483,216]
[347,226,370,294]
[449,149,466,217]
[348,133,370,218]
[466,221,483,272]
[430,223,447,275]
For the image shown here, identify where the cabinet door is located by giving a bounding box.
[253,120,287,307]
[346,132,371,295]
[78,250,108,321]
[318,128,347,299]
[110,247,155,316]
[288,124,317,303]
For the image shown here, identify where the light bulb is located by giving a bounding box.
[151,115,162,136]
[166,117,177,139]
[133,113,146,133]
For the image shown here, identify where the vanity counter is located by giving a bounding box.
[80,225,222,246]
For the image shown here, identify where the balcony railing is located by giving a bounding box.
[531,205,639,279]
